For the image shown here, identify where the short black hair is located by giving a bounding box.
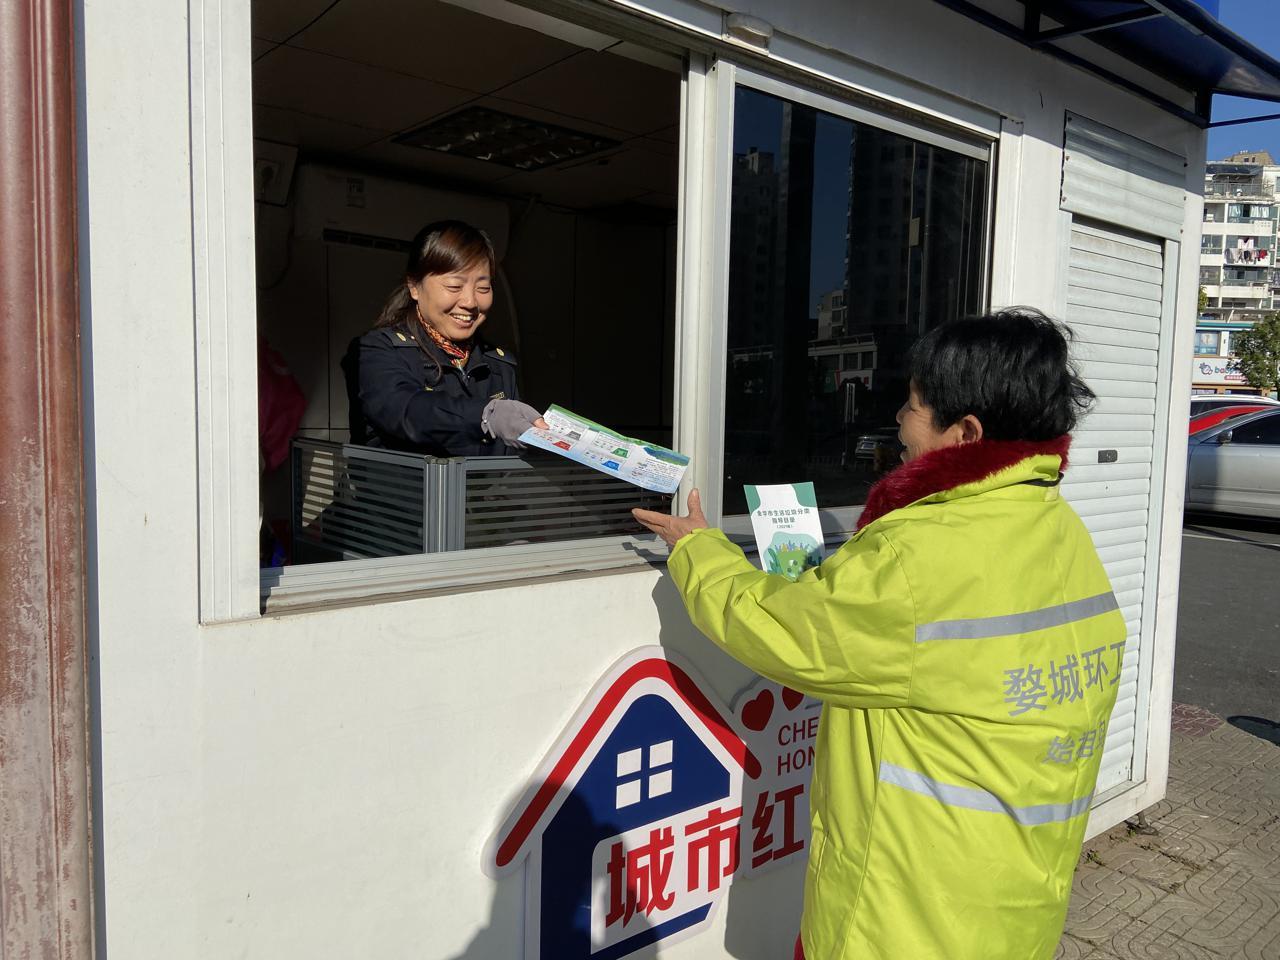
[908,307,1095,441]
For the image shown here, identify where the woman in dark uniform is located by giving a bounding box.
[345,220,545,456]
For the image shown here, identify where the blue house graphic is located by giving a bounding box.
[487,649,761,960]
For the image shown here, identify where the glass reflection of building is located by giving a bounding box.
[726,101,816,481]
[729,147,781,354]
[723,86,986,513]
[843,128,985,426]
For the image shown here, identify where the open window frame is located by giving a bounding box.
[192,1,708,620]
[190,0,1002,621]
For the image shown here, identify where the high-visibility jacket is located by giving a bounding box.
[668,443,1124,960]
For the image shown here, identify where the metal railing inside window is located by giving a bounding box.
[289,439,668,562]
[1206,179,1271,198]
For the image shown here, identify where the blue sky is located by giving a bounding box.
[1206,1,1280,160]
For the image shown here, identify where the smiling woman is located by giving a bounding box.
[344,219,546,457]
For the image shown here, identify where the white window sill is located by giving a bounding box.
[259,506,868,614]
[260,534,670,614]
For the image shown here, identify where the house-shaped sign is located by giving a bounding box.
[485,648,762,959]
[485,647,820,960]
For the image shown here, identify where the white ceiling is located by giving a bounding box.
[251,0,680,210]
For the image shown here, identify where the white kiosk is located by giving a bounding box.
[8,0,1280,957]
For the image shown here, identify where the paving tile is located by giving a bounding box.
[1162,774,1213,809]
[1198,726,1280,776]
[1055,932,1129,960]
[1181,784,1279,832]
[1217,818,1280,898]
[1065,910,1144,954]
[1179,864,1279,956]
[1090,839,1199,892]
[1103,909,1227,959]
[1236,815,1280,869]
[1250,743,1280,773]
[1138,798,1176,821]
[1170,703,1225,738]
[1168,748,1267,794]
[1147,808,1261,865]
[1213,768,1280,807]
[1094,860,1275,960]
[1081,823,1145,862]
[1055,932,1097,960]
[1068,860,1169,925]
[1238,910,1280,960]
[1063,710,1280,960]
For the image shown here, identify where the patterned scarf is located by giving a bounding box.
[416,306,472,368]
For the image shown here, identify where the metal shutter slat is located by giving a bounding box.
[1062,113,1186,241]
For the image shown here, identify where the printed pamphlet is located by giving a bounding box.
[744,482,824,579]
[519,404,690,494]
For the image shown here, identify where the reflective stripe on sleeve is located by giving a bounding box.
[878,761,1093,826]
[914,591,1119,643]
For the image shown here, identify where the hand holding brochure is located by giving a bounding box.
[745,482,825,579]
[518,404,690,494]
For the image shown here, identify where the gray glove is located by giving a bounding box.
[482,399,543,446]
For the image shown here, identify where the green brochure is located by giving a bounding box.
[744,482,824,579]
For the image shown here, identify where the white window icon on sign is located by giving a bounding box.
[614,740,675,809]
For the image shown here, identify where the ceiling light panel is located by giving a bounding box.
[395,105,621,171]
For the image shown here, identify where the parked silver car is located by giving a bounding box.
[1185,408,1280,519]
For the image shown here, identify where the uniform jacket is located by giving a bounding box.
[344,322,521,457]
[668,437,1124,960]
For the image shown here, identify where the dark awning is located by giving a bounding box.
[929,1,1280,127]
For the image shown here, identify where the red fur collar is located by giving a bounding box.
[856,435,1072,531]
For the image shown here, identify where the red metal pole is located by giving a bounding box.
[0,0,94,955]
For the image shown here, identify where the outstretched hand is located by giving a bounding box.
[632,488,709,548]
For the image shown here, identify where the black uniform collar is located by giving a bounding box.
[388,321,513,372]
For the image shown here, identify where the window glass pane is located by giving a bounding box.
[1195,331,1221,355]
[722,86,987,514]
[1234,413,1280,444]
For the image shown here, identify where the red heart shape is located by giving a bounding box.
[741,689,774,732]
[781,686,804,711]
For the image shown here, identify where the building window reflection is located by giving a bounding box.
[722,87,988,514]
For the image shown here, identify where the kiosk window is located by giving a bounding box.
[250,0,679,568]
[722,86,988,515]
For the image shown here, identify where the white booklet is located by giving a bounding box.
[518,404,690,494]
[744,482,825,579]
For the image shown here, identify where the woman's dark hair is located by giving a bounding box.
[908,307,1095,441]
[375,220,497,330]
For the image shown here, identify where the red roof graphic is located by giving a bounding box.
[493,653,761,870]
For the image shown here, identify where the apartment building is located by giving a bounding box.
[1197,154,1278,394]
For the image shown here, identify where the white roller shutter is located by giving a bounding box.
[1061,113,1185,241]
[1060,219,1172,798]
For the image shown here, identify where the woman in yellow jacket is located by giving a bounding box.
[635,309,1125,960]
